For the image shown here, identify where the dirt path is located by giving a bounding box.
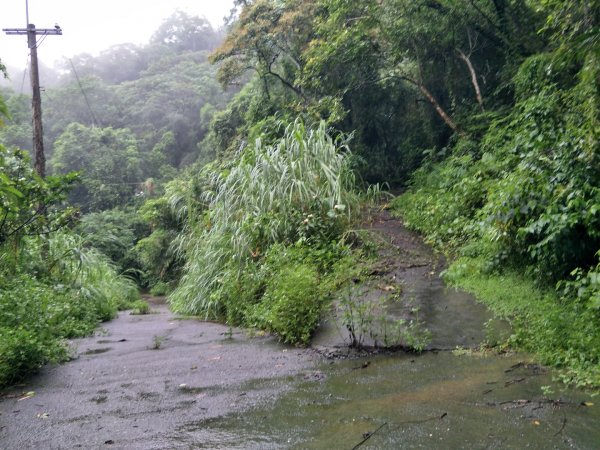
[0,297,320,449]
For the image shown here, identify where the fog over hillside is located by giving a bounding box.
[1,0,234,88]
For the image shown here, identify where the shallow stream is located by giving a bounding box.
[178,350,600,449]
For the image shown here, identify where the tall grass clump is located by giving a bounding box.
[48,232,140,317]
[170,120,358,333]
[0,233,139,386]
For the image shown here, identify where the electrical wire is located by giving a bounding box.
[20,56,29,94]
[69,58,99,127]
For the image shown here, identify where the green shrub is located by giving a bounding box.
[0,233,140,387]
[0,327,64,387]
[0,277,70,385]
[218,259,267,326]
[149,281,171,296]
[48,232,140,315]
[250,261,325,346]
[129,299,152,315]
[76,207,150,279]
[392,152,487,251]
[134,229,180,287]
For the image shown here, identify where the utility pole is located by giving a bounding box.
[3,23,62,177]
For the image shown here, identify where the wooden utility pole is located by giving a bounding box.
[3,23,62,177]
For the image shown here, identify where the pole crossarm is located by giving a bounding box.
[3,28,62,35]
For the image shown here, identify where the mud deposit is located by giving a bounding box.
[313,209,505,351]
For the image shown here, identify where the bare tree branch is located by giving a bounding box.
[456,48,485,111]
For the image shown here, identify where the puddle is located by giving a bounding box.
[89,395,108,404]
[396,273,511,349]
[175,352,600,449]
[313,274,505,351]
[82,347,112,355]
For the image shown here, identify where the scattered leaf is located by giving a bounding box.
[17,391,35,401]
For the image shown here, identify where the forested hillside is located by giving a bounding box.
[1,1,599,389]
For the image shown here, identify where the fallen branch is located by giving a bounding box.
[554,414,567,436]
[351,412,448,448]
[351,422,387,450]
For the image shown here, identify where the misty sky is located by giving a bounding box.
[1,0,234,71]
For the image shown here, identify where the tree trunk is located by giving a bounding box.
[456,48,485,111]
[413,80,461,133]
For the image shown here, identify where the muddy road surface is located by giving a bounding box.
[0,297,319,449]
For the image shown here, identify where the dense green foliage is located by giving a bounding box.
[247,243,351,345]
[0,146,77,247]
[211,0,546,183]
[391,2,599,386]
[2,0,599,386]
[0,15,230,387]
[75,208,151,279]
[161,0,600,373]
[0,146,139,386]
[0,236,139,386]
[1,12,232,213]
[131,197,183,290]
[52,124,143,211]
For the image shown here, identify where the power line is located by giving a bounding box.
[20,56,29,94]
[69,58,99,127]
